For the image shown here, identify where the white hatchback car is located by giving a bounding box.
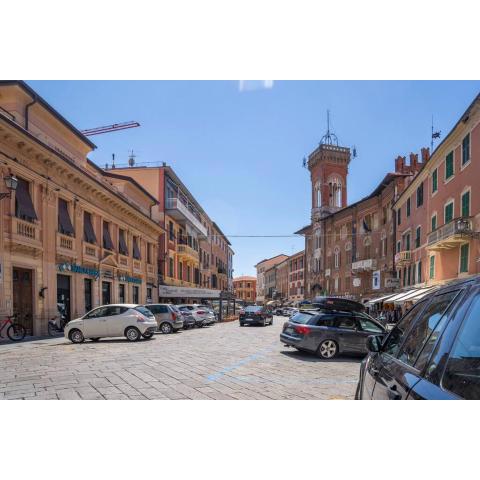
[177,304,216,327]
[65,304,158,343]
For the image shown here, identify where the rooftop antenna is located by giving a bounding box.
[431,115,441,152]
[128,150,136,167]
[320,109,339,146]
[111,153,116,169]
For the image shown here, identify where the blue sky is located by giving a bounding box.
[28,80,480,276]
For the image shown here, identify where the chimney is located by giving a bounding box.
[410,153,418,171]
[395,155,406,173]
[421,147,430,164]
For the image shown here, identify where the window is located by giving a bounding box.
[406,198,411,217]
[168,221,175,241]
[146,287,152,302]
[133,236,141,259]
[178,261,183,280]
[431,214,437,232]
[58,198,75,236]
[432,168,438,193]
[462,133,470,166]
[397,208,401,226]
[103,221,114,250]
[429,255,435,279]
[416,182,424,207]
[15,177,37,222]
[357,317,384,334]
[168,257,174,277]
[147,243,152,264]
[119,229,128,255]
[461,190,470,218]
[442,292,480,399]
[119,283,125,303]
[335,316,356,330]
[415,226,421,248]
[396,240,401,254]
[444,201,454,223]
[84,279,93,313]
[382,301,425,357]
[417,261,422,284]
[398,290,459,368]
[84,212,97,244]
[405,233,411,251]
[460,243,469,273]
[445,151,454,179]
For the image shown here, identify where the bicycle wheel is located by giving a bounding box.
[7,323,26,341]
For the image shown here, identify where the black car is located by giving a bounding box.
[239,306,273,327]
[356,276,480,400]
[280,308,386,359]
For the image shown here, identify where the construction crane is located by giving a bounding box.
[81,121,140,137]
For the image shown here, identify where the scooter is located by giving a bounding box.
[48,304,68,336]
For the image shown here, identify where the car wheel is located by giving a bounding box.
[160,322,173,334]
[317,340,338,359]
[125,326,141,342]
[91,338,101,342]
[142,331,154,339]
[69,329,85,344]
[240,322,245,327]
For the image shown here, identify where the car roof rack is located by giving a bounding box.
[309,296,366,313]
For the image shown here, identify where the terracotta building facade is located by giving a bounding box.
[0,81,162,335]
[255,254,289,304]
[233,276,256,303]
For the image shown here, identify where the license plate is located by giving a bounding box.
[285,327,294,334]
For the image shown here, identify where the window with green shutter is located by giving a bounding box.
[429,256,435,279]
[444,202,454,223]
[431,214,437,232]
[416,182,424,207]
[445,152,454,179]
[406,198,411,217]
[397,208,401,226]
[432,169,438,193]
[415,226,421,248]
[460,243,469,273]
[461,190,470,217]
[417,261,422,283]
[462,133,470,166]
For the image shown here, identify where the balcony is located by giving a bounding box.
[218,266,227,275]
[133,260,142,273]
[163,277,198,288]
[395,251,412,266]
[118,254,129,268]
[177,243,200,262]
[57,232,75,257]
[7,217,42,252]
[351,258,377,272]
[165,197,208,236]
[83,242,99,260]
[427,217,472,251]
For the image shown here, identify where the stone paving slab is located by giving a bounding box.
[0,317,360,400]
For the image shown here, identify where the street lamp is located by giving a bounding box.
[0,174,18,200]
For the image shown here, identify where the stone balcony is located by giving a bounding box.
[7,217,42,252]
[83,241,99,260]
[427,217,472,251]
[56,232,75,258]
[177,243,199,262]
[394,250,412,266]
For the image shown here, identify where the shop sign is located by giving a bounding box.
[118,274,142,284]
[372,270,381,290]
[385,277,400,288]
[58,262,99,279]
[158,285,221,299]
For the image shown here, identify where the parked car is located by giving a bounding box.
[144,304,184,333]
[275,307,289,316]
[239,306,273,327]
[280,307,386,358]
[285,307,299,318]
[65,304,157,343]
[177,304,216,327]
[356,276,480,400]
[171,305,196,329]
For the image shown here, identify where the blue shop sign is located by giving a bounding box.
[58,263,100,279]
[118,274,142,285]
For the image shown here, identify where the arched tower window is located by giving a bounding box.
[314,181,322,208]
[327,176,343,208]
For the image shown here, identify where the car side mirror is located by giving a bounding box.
[367,335,382,353]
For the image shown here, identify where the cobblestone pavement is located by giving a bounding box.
[0,316,361,400]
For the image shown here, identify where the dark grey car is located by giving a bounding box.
[280,310,386,359]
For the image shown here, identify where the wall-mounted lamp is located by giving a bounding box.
[0,174,18,200]
[39,286,48,298]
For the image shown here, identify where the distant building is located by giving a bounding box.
[288,250,305,303]
[233,276,256,303]
[254,254,289,304]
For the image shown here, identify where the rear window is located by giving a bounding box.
[135,306,155,317]
[245,306,263,313]
[290,312,315,324]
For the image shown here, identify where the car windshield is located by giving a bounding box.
[135,306,154,317]
[244,306,262,313]
[290,312,315,324]
[169,305,181,313]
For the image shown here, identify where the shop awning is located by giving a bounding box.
[367,293,397,305]
[394,287,438,305]
[383,289,420,304]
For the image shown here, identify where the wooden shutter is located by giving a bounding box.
[15,178,37,221]
[83,212,97,244]
[103,222,114,250]
[58,199,75,235]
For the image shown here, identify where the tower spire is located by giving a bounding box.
[320,109,338,146]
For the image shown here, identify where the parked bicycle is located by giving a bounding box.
[0,314,26,341]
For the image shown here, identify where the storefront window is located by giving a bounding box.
[133,285,139,304]
[84,278,93,313]
[119,283,126,303]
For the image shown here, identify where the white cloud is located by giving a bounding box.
[238,80,274,92]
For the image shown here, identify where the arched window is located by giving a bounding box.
[328,176,343,208]
[334,247,341,269]
[314,181,322,208]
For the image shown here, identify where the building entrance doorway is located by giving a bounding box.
[102,281,112,305]
[57,274,71,322]
[12,267,34,335]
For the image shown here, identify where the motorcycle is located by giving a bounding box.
[48,303,68,336]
